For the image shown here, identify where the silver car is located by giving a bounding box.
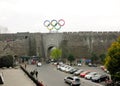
[85,72,97,80]
[64,76,80,86]
[74,69,84,76]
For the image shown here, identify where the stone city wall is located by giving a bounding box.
[0,32,120,59]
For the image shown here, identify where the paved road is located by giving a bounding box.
[26,64,105,86]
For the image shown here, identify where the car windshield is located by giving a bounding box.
[77,70,83,72]
[88,72,96,75]
[75,79,80,81]
[82,71,89,74]
[94,74,101,78]
[72,68,76,71]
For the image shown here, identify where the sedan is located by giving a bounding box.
[91,74,109,83]
[80,71,90,78]
[64,76,80,86]
[74,69,84,76]
[69,68,78,74]
[84,72,97,80]
[77,63,82,66]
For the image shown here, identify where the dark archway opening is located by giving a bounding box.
[47,46,56,59]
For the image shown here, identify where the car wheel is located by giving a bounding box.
[98,79,101,83]
[64,80,67,83]
[70,83,73,86]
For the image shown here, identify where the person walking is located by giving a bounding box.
[24,62,27,69]
[25,63,27,69]
[30,71,34,76]
[35,70,38,79]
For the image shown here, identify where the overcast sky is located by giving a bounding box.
[0,0,120,33]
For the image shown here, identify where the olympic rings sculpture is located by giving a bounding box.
[43,19,65,30]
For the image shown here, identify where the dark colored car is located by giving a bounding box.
[46,60,51,64]
[69,68,78,74]
[64,76,80,86]
[91,74,109,83]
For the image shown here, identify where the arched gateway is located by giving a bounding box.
[42,33,62,60]
[47,45,57,59]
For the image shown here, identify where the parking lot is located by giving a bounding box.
[26,62,110,86]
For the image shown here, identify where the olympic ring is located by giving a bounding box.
[51,20,57,26]
[58,19,65,26]
[43,19,65,30]
[47,24,53,30]
[54,23,61,30]
[44,20,50,27]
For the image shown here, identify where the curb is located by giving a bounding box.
[20,65,44,86]
[0,72,4,84]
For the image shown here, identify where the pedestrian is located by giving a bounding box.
[30,71,34,76]
[24,62,27,69]
[35,70,38,78]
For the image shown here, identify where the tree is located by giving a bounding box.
[67,54,75,65]
[50,48,62,61]
[105,37,120,81]
[99,54,106,64]
[0,55,14,68]
[90,52,98,64]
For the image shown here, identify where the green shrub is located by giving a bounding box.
[0,55,14,68]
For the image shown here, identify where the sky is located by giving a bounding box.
[0,0,120,33]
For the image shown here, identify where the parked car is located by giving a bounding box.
[64,76,80,86]
[59,64,66,71]
[84,72,97,80]
[53,62,58,65]
[88,63,97,67]
[100,66,105,70]
[80,71,90,78]
[69,68,78,74]
[65,66,73,73]
[57,64,64,70]
[37,62,42,67]
[100,66,109,73]
[61,65,70,72]
[74,69,84,76]
[91,74,109,83]
[59,62,63,65]
[77,63,82,66]
[46,59,51,64]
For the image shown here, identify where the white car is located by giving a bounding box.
[57,64,64,70]
[77,63,82,66]
[85,72,97,80]
[37,62,42,67]
[61,65,69,71]
[65,66,73,73]
[64,76,80,86]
